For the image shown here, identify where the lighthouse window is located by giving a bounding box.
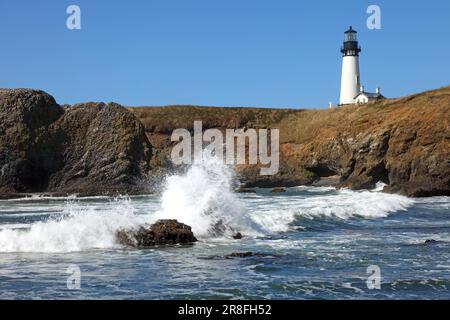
[346,33,356,42]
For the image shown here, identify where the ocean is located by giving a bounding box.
[0,158,449,299]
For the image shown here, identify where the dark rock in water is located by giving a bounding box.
[228,252,255,258]
[226,252,269,258]
[271,187,286,193]
[233,232,243,240]
[117,219,197,247]
[423,239,440,245]
[311,175,340,187]
[199,251,282,260]
[235,188,256,193]
[208,219,228,237]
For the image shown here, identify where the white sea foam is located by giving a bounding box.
[248,187,415,233]
[0,156,417,253]
[151,154,259,237]
[0,155,256,253]
[0,223,30,231]
[0,197,147,253]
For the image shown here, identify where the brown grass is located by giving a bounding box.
[128,86,450,145]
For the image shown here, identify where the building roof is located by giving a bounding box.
[345,26,357,34]
[354,91,385,99]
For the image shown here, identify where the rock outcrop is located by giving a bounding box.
[130,86,450,197]
[47,102,152,195]
[116,220,198,247]
[277,88,450,197]
[0,89,64,193]
[1,86,449,198]
[0,89,152,196]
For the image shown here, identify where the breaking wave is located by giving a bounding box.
[0,197,147,253]
[0,155,416,253]
[248,187,415,233]
[152,154,258,237]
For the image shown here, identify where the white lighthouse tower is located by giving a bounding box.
[340,26,361,105]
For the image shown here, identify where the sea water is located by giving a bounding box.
[0,157,449,299]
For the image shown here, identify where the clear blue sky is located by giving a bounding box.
[0,0,449,108]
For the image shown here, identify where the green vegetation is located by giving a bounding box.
[150,151,167,168]
[303,169,316,179]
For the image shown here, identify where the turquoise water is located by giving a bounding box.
[0,187,449,300]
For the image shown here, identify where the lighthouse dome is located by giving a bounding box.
[344,26,357,34]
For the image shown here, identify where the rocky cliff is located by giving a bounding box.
[0,89,152,197]
[0,86,448,198]
[130,86,450,197]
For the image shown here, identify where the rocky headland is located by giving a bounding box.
[0,86,449,198]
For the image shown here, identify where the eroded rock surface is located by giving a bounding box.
[116,220,198,247]
[0,89,152,196]
[130,86,450,197]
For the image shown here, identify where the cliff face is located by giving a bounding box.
[275,87,450,197]
[0,89,63,193]
[0,86,448,198]
[47,102,152,195]
[0,89,152,197]
[130,86,450,197]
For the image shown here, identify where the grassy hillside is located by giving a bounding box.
[129,86,450,196]
[278,86,450,144]
[131,105,296,134]
[130,86,449,140]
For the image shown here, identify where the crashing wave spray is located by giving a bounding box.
[0,197,147,253]
[152,153,259,238]
[0,154,418,253]
[0,155,257,253]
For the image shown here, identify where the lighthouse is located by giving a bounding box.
[339,26,361,105]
